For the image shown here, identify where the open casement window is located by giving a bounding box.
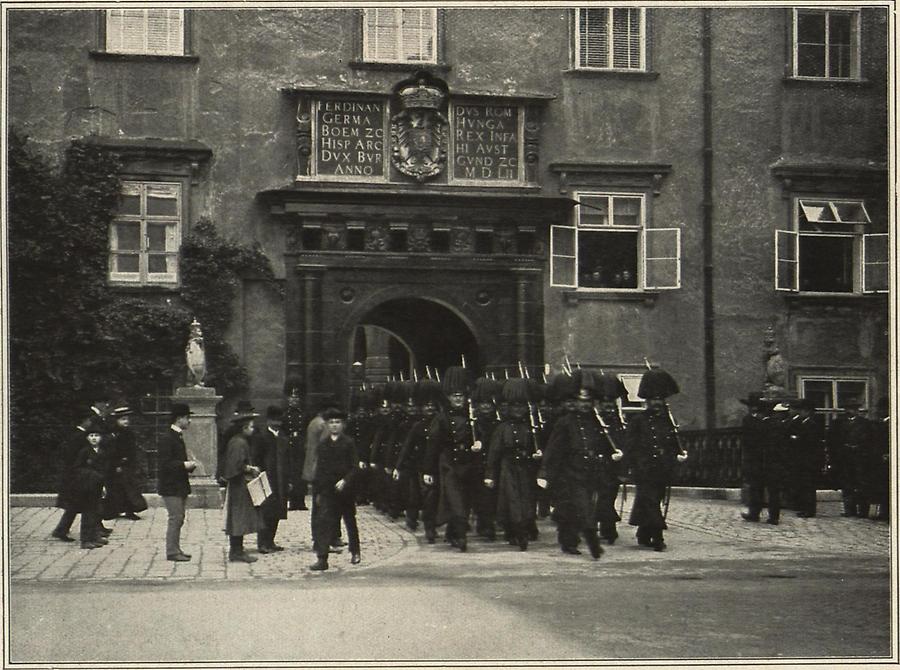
[777,197,879,294]
[109,182,181,285]
[863,233,889,293]
[106,9,184,56]
[576,7,646,70]
[550,225,577,288]
[643,227,681,290]
[363,8,437,63]
[793,8,861,79]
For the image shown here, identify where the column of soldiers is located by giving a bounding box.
[741,394,890,524]
[356,363,688,555]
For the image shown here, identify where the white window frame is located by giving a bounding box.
[106,9,185,56]
[550,191,680,291]
[792,8,861,80]
[775,196,883,294]
[109,181,182,286]
[575,7,646,71]
[362,8,437,64]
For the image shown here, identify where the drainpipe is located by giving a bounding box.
[702,9,716,429]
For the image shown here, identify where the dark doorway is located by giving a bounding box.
[351,298,479,382]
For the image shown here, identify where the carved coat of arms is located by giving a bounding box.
[391,77,448,182]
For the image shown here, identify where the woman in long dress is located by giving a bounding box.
[222,411,261,563]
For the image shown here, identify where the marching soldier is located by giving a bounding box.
[471,376,502,541]
[384,381,419,521]
[283,377,308,511]
[395,379,443,534]
[788,397,825,519]
[348,386,376,506]
[484,378,543,551]
[626,368,687,551]
[740,393,784,524]
[539,369,619,558]
[593,373,629,544]
[424,365,479,551]
[828,398,876,518]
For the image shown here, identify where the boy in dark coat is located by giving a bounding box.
[71,420,108,549]
[252,405,292,553]
[310,406,362,571]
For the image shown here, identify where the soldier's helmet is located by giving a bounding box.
[471,377,501,404]
[415,379,444,407]
[502,377,531,404]
[596,373,629,402]
[637,368,680,400]
[549,370,579,402]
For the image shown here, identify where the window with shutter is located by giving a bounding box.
[576,7,645,71]
[363,8,436,63]
[106,9,184,56]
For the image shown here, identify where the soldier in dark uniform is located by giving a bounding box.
[283,377,308,511]
[251,406,291,553]
[348,387,375,506]
[102,406,148,521]
[828,398,875,518]
[593,373,629,544]
[740,393,781,524]
[484,378,543,550]
[788,397,825,518]
[369,382,402,516]
[385,381,419,521]
[394,380,438,533]
[424,366,480,551]
[471,376,502,541]
[540,369,620,558]
[626,368,687,551]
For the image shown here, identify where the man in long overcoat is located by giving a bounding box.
[828,398,876,518]
[252,405,291,553]
[788,397,825,518]
[102,406,148,520]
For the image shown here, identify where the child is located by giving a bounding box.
[71,420,108,549]
[310,406,361,571]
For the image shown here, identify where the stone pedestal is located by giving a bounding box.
[174,386,223,508]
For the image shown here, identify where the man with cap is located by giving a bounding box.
[103,406,148,521]
[484,378,543,551]
[740,393,777,523]
[252,405,291,553]
[52,414,96,542]
[310,405,362,570]
[304,392,349,549]
[157,403,198,561]
[788,397,825,518]
[827,397,876,518]
[283,376,308,511]
[424,365,478,551]
[540,369,620,558]
[625,368,687,551]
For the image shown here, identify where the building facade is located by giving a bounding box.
[6,5,891,429]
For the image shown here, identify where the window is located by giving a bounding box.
[551,192,680,290]
[575,7,646,71]
[799,376,869,422]
[775,197,887,294]
[792,8,860,79]
[109,181,181,285]
[363,8,437,63]
[105,9,185,56]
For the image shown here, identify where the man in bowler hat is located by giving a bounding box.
[157,403,198,561]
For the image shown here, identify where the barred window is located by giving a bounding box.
[576,7,645,71]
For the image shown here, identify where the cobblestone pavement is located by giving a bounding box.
[6,498,892,582]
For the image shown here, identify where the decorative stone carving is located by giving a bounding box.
[494,229,516,255]
[185,318,206,387]
[524,109,540,183]
[296,100,312,177]
[450,227,474,254]
[390,73,449,182]
[408,222,431,252]
[762,325,788,398]
[322,222,346,250]
[365,222,390,251]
